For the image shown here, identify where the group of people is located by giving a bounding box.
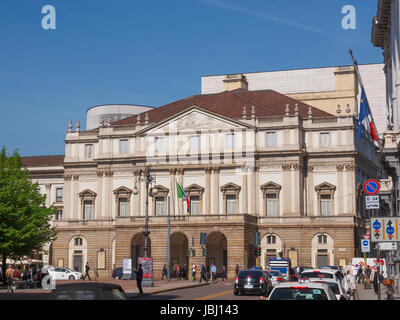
[355,264,384,295]
[162,263,228,283]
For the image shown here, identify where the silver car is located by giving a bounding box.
[267,282,337,300]
[267,270,285,287]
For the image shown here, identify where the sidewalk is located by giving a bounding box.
[355,282,399,300]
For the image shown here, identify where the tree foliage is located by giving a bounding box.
[0,147,57,267]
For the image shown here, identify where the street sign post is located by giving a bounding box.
[365,195,380,210]
[371,218,400,242]
[361,239,370,252]
[363,179,380,196]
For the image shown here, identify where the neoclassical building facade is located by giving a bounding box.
[25,77,379,279]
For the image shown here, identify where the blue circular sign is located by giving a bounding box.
[362,240,369,246]
[387,226,394,235]
[373,221,381,230]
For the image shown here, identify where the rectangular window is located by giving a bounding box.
[190,136,199,153]
[226,133,234,149]
[155,137,165,153]
[155,197,165,216]
[55,209,63,221]
[320,195,331,216]
[119,139,129,154]
[118,198,128,217]
[266,132,276,147]
[266,194,277,216]
[320,133,330,148]
[85,144,93,159]
[83,200,93,220]
[226,195,236,214]
[56,188,63,202]
[190,196,200,215]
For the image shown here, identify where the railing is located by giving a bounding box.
[311,117,338,124]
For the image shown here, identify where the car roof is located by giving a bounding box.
[275,281,330,289]
[301,268,338,274]
[303,278,339,284]
[51,282,123,290]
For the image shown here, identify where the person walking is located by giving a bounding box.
[221,266,227,281]
[235,264,240,277]
[83,262,91,280]
[6,265,15,294]
[161,264,168,280]
[192,264,197,282]
[345,269,356,300]
[74,265,79,272]
[136,264,143,295]
[356,265,363,284]
[199,264,208,284]
[211,264,217,282]
[183,264,188,280]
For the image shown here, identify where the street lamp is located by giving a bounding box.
[132,162,158,286]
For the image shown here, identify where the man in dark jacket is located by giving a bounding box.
[136,264,143,295]
[199,264,208,284]
[83,262,91,280]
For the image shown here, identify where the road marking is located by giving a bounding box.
[194,289,232,300]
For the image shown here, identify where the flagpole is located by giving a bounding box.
[349,49,382,150]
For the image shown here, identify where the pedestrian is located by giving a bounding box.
[199,264,208,283]
[94,267,99,282]
[177,264,181,280]
[192,264,197,281]
[179,264,184,280]
[136,264,143,295]
[345,269,356,300]
[6,265,15,294]
[221,265,227,281]
[83,262,91,280]
[211,264,217,282]
[161,264,168,280]
[235,264,240,276]
[356,265,363,284]
[75,264,79,272]
[183,264,188,280]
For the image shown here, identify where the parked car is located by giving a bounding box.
[234,270,272,296]
[48,282,128,300]
[47,267,83,280]
[267,282,337,300]
[112,267,137,280]
[304,278,348,300]
[267,270,285,287]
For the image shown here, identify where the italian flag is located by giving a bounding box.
[176,182,190,213]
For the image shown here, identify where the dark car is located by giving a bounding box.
[48,282,128,300]
[234,270,272,296]
[112,267,136,280]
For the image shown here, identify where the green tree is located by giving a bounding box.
[0,147,57,283]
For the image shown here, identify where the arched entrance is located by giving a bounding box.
[170,232,189,277]
[206,232,227,275]
[311,233,334,268]
[260,233,283,269]
[131,233,151,269]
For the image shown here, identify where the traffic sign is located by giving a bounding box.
[371,218,400,242]
[363,179,380,196]
[361,239,370,252]
[378,242,397,251]
[366,195,380,210]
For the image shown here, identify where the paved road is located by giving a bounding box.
[130,281,261,300]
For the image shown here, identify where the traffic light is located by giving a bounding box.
[187,249,191,257]
[192,249,196,257]
[254,246,261,256]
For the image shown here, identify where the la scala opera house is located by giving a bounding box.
[22,74,379,279]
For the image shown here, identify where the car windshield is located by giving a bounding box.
[301,272,334,279]
[326,283,340,294]
[269,287,329,300]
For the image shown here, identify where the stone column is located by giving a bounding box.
[104,171,113,219]
[241,166,248,214]
[73,175,79,220]
[205,167,212,215]
[337,165,344,215]
[213,167,220,214]
[97,171,103,218]
[63,175,72,220]
[306,166,314,216]
[282,165,291,215]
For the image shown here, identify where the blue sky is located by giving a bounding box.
[0,0,383,156]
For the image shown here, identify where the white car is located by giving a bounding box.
[300,268,345,288]
[301,278,348,300]
[267,282,337,300]
[267,270,285,287]
[48,267,83,280]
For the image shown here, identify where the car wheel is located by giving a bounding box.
[233,290,238,296]
[69,275,75,280]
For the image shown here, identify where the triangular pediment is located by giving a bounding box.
[141,106,252,135]
[220,182,241,191]
[315,182,336,191]
[185,184,204,192]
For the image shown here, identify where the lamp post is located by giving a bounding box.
[133,162,158,286]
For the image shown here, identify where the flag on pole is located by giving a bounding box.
[357,88,378,142]
[176,182,190,213]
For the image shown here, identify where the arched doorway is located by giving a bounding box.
[206,232,227,275]
[131,233,151,269]
[311,233,334,268]
[170,232,189,277]
[261,233,283,269]
[68,236,87,272]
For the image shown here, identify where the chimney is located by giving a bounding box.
[223,73,248,91]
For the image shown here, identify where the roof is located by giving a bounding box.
[112,89,331,126]
[21,155,64,167]
[50,282,123,289]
